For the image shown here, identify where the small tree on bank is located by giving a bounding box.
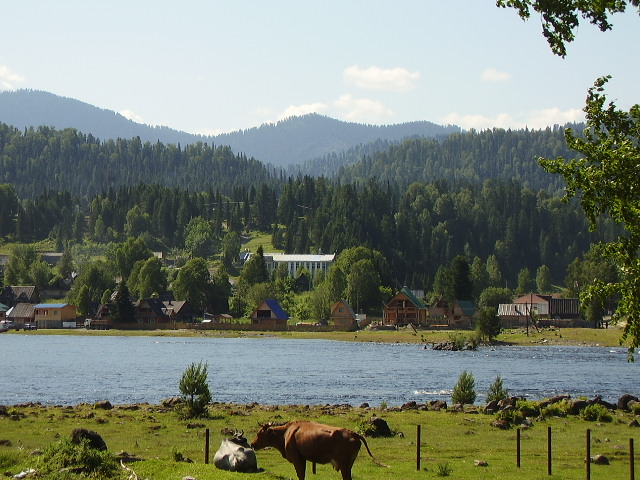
[487,374,509,403]
[451,370,476,405]
[179,361,212,419]
[475,306,502,343]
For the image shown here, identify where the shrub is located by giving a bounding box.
[516,399,541,417]
[496,408,524,425]
[631,402,640,415]
[37,438,120,479]
[354,417,394,437]
[448,332,466,351]
[487,374,509,403]
[541,399,570,418]
[178,361,212,419]
[436,462,453,477]
[581,403,613,422]
[451,370,476,405]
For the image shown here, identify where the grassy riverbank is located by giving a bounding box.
[6,324,630,348]
[1,400,638,480]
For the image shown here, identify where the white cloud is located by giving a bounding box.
[441,107,584,130]
[527,107,584,128]
[344,65,420,92]
[333,94,394,122]
[481,68,511,82]
[0,65,25,90]
[278,102,329,120]
[119,109,145,124]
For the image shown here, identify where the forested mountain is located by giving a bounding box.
[1,120,582,199]
[0,90,459,167]
[335,125,583,194]
[0,123,272,199]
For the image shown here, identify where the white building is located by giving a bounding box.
[262,253,336,278]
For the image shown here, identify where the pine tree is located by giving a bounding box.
[111,281,136,323]
[178,361,212,419]
[451,370,476,405]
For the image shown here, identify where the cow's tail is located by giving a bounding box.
[356,433,390,468]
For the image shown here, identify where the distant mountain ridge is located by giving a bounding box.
[0,89,460,168]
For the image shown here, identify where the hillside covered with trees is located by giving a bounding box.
[1,120,582,199]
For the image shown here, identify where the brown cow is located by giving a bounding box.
[250,420,387,480]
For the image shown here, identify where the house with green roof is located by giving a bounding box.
[383,287,428,326]
[428,297,476,329]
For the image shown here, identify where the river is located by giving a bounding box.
[0,335,637,407]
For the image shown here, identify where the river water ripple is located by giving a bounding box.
[0,335,637,406]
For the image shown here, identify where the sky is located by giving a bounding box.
[1,1,638,135]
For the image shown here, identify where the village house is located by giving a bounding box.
[383,287,428,326]
[40,277,73,301]
[162,300,196,323]
[135,298,170,325]
[6,303,35,328]
[0,286,40,307]
[256,253,336,280]
[427,297,476,329]
[33,303,77,329]
[250,299,289,328]
[329,300,357,330]
[498,293,584,328]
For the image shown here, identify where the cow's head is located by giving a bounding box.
[229,431,250,447]
[250,422,283,450]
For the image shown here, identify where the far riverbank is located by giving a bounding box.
[3,324,630,349]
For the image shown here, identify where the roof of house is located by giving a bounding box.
[399,286,427,309]
[163,300,191,314]
[261,299,290,320]
[0,303,9,312]
[263,253,336,263]
[8,286,39,302]
[456,300,476,316]
[330,300,355,317]
[514,293,551,304]
[7,303,35,318]
[137,298,169,318]
[34,303,69,309]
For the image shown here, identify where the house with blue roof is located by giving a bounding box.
[250,299,289,328]
[33,303,77,329]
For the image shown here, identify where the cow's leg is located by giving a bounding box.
[340,451,359,480]
[292,459,306,480]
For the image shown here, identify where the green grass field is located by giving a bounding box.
[0,401,637,479]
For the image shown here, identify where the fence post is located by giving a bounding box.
[631,438,635,480]
[547,426,552,476]
[205,428,210,464]
[416,425,421,471]
[586,428,591,480]
[516,427,521,468]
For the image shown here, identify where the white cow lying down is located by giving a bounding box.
[213,432,259,473]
